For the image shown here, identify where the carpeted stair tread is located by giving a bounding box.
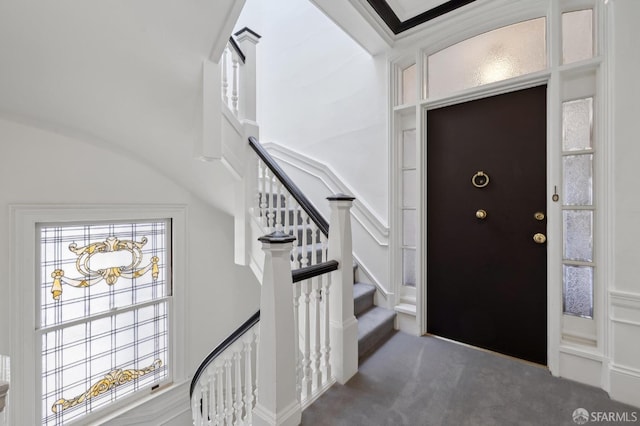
[353,282,376,317]
[357,306,396,358]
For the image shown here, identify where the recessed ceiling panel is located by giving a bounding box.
[366,0,477,34]
[385,0,449,22]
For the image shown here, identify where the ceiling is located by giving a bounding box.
[0,0,245,212]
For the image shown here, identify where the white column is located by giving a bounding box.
[253,232,302,426]
[235,27,261,123]
[327,194,358,384]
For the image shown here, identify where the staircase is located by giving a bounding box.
[353,277,396,358]
[263,192,396,360]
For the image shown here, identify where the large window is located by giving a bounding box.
[37,220,171,425]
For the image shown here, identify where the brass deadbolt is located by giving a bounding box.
[533,233,546,244]
[534,212,545,221]
[476,209,487,220]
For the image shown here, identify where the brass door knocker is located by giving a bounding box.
[472,171,490,188]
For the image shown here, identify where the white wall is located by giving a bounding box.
[235,0,389,223]
[610,0,640,408]
[0,117,260,422]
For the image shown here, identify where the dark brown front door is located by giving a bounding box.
[426,85,547,365]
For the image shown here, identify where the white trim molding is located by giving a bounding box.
[262,142,394,301]
[10,204,188,426]
[263,142,389,246]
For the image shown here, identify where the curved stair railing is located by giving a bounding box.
[190,312,260,426]
[190,135,358,425]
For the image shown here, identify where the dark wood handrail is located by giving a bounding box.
[190,260,339,398]
[292,260,339,283]
[249,136,330,236]
[189,310,260,398]
[227,37,246,64]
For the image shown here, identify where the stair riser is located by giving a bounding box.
[354,293,374,317]
[358,316,395,358]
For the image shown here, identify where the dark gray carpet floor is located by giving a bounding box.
[302,332,639,426]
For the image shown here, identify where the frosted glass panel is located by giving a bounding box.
[563,265,593,318]
[402,129,416,168]
[403,170,417,207]
[563,210,593,262]
[402,64,417,104]
[428,18,546,98]
[563,154,593,205]
[563,98,593,151]
[403,209,417,247]
[403,248,416,287]
[563,10,593,64]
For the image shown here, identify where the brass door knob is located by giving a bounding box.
[476,209,487,220]
[533,233,546,244]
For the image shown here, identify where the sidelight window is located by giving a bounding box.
[562,97,595,318]
[401,129,417,287]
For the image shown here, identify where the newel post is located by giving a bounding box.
[253,232,302,426]
[235,27,261,123]
[327,194,358,384]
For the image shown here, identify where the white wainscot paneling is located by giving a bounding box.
[609,291,640,408]
[559,349,603,388]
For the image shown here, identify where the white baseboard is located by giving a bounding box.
[609,365,640,408]
[559,347,604,388]
[609,290,640,408]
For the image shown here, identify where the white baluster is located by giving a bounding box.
[243,335,254,425]
[322,273,332,382]
[200,382,207,426]
[293,283,302,400]
[322,231,328,263]
[192,386,202,426]
[262,168,270,229]
[231,52,239,116]
[289,201,300,269]
[234,350,243,424]
[221,46,229,107]
[216,365,224,425]
[208,369,216,426]
[225,357,233,425]
[252,330,259,418]
[309,222,319,266]
[300,211,309,269]
[313,277,322,390]
[274,181,283,232]
[302,279,312,399]
[268,174,276,232]
[283,192,291,235]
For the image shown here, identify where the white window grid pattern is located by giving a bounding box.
[37,221,171,426]
[561,97,595,319]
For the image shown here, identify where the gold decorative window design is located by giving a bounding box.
[38,221,171,425]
